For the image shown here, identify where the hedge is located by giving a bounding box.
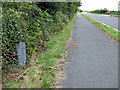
[2,2,80,73]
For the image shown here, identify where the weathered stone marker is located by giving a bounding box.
[16,42,26,65]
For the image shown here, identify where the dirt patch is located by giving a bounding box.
[54,52,68,88]
[71,42,80,49]
[2,53,40,88]
[54,17,76,88]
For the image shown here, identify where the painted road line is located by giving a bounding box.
[83,14,120,32]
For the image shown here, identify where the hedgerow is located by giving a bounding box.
[2,2,80,73]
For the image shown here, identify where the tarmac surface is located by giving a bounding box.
[84,13,119,31]
[63,14,118,88]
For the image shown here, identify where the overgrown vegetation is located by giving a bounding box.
[78,9,83,13]
[2,2,81,88]
[82,14,120,42]
[88,8,109,14]
[110,10,120,13]
[3,10,77,88]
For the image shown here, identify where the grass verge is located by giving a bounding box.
[88,13,120,17]
[87,13,105,15]
[111,15,120,17]
[81,14,120,42]
[4,15,76,88]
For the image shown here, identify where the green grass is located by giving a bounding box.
[88,13,120,17]
[111,15,120,17]
[5,15,76,88]
[81,14,120,42]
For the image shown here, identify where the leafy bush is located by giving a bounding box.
[2,2,54,72]
[2,2,80,73]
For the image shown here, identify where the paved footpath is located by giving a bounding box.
[63,14,118,88]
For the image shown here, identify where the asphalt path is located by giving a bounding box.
[63,14,118,88]
[83,13,119,31]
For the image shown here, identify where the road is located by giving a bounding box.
[83,13,119,31]
[63,14,118,88]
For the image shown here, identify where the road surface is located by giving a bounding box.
[63,14,118,88]
[83,13,119,31]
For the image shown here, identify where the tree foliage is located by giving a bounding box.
[88,8,109,14]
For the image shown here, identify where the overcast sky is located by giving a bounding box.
[79,0,119,11]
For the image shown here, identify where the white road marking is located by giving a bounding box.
[97,20,119,32]
[86,16,120,32]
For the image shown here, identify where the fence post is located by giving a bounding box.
[16,42,26,65]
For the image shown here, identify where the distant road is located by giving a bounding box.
[83,13,119,31]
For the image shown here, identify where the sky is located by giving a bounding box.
[79,0,119,11]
